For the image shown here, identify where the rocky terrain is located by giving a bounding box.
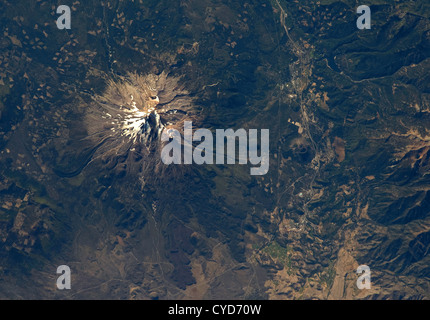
[0,0,429,299]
